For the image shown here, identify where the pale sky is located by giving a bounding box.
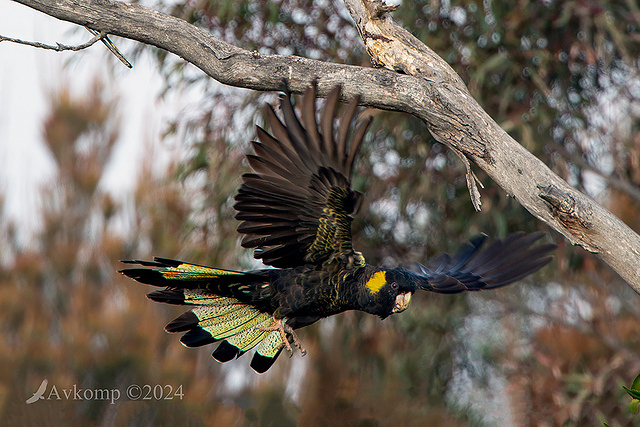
[0,2,172,245]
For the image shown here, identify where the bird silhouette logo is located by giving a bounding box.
[25,379,48,404]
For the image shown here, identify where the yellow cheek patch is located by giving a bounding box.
[365,271,386,294]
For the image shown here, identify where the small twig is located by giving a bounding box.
[85,27,132,69]
[0,29,132,68]
[0,31,104,52]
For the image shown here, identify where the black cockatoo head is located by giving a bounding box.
[357,267,417,319]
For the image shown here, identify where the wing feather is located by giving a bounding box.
[234,84,373,268]
[405,232,556,293]
[320,86,341,159]
[337,98,360,168]
[301,86,323,153]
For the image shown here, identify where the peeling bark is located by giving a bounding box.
[10,0,640,291]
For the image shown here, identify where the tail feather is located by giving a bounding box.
[180,328,217,347]
[147,289,190,305]
[120,258,265,292]
[171,298,284,372]
[165,311,198,332]
[120,259,286,373]
[212,341,243,362]
[120,258,272,304]
[196,305,267,339]
[226,320,275,352]
[251,330,286,373]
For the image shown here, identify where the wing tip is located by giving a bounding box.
[413,232,556,293]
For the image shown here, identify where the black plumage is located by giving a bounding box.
[120,85,556,373]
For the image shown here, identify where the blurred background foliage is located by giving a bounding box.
[2,0,640,425]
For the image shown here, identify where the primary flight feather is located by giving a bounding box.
[121,85,556,373]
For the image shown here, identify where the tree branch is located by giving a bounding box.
[11,0,640,291]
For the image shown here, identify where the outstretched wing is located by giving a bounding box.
[234,85,373,268]
[405,232,556,293]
